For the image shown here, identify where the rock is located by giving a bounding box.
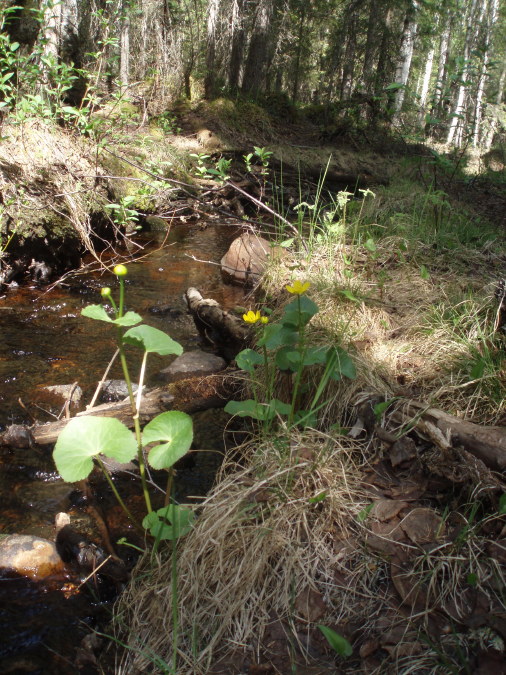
[0,534,66,580]
[0,424,34,448]
[221,233,277,286]
[44,384,83,406]
[99,379,140,402]
[158,350,226,383]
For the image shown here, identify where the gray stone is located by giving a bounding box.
[158,350,226,383]
[99,379,140,402]
[44,384,83,405]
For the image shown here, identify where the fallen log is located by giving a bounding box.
[31,371,237,446]
[184,287,248,360]
[358,396,506,473]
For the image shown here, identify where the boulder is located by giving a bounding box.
[158,350,227,383]
[0,534,66,581]
[99,379,140,402]
[44,384,83,406]
[221,233,275,286]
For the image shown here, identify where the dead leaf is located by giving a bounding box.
[389,437,417,467]
[400,508,445,544]
[371,499,409,522]
[294,586,327,622]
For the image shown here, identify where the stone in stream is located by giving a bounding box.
[0,534,66,581]
[99,379,141,402]
[43,383,83,406]
[158,350,226,383]
[221,232,274,286]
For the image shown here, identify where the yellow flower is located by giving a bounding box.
[100,287,111,298]
[243,310,261,324]
[260,316,269,324]
[286,280,310,295]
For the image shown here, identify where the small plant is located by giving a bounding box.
[105,196,141,231]
[189,152,212,178]
[225,281,356,429]
[207,156,232,183]
[53,265,195,543]
[243,146,272,175]
[157,112,182,135]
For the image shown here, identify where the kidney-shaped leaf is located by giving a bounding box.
[123,324,183,355]
[142,411,193,470]
[53,416,137,482]
[113,311,142,327]
[81,304,113,322]
[142,504,194,540]
[236,348,264,373]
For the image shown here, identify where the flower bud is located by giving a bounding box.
[113,264,128,277]
[100,287,111,298]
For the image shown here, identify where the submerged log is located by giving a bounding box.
[184,287,248,360]
[31,372,237,446]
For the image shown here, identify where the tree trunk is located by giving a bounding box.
[119,5,130,88]
[472,0,499,147]
[446,0,482,146]
[392,0,419,124]
[340,9,358,100]
[417,44,435,125]
[242,0,275,96]
[204,0,221,98]
[431,10,451,118]
[228,0,245,91]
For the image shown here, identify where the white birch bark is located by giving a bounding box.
[418,45,435,124]
[472,0,499,146]
[392,1,419,124]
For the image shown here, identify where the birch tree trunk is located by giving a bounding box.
[431,10,451,120]
[417,44,435,124]
[472,0,499,147]
[119,4,130,88]
[446,0,482,146]
[392,0,419,124]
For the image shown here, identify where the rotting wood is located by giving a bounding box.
[370,397,506,473]
[30,372,237,446]
[184,287,249,360]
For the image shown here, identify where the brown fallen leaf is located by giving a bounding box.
[389,437,417,467]
[294,586,327,622]
[400,507,445,544]
[372,499,409,522]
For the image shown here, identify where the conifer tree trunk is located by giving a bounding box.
[205,0,221,98]
[228,0,245,91]
[242,0,275,96]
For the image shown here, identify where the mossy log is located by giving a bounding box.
[30,372,237,446]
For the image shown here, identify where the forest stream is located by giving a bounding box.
[0,221,245,674]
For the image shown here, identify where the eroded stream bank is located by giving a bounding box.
[0,221,245,673]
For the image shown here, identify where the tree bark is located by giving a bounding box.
[392,0,419,124]
[29,372,238,446]
[242,0,275,96]
[228,0,245,91]
[204,0,221,98]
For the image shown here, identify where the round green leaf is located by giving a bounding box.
[236,349,264,373]
[53,416,137,482]
[123,324,183,355]
[142,411,193,470]
[113,311,142,327]
[142,504,194,540]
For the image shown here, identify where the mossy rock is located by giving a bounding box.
[0,534,65,581]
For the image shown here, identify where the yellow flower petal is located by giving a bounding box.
[286,280,310,295]
[243,310,261,324]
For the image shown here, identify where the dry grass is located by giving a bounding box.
[116,431,369,673]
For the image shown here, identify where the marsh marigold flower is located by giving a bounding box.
[260,316,269,324]
[100,287,111,298]
[243,310,262,324]
[113,264,128,277]
[286,280,310,295]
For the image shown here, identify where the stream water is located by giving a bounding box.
[0,221,245,673]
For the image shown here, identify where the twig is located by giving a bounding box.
[87,349,120,410]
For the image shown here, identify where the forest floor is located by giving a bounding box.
[1,100,506,673]
[104,102,506,674]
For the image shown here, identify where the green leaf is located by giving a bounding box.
[81,304,113,322]
[470,358,486,380]
[328,347,356,380]
[142,411,193,470]
[224,398,291,421]
[340,289,360,303]
[280,238,294,248]
[123,324,183,355]
[258,324,297,350]
[466,573,478,587]
[364,238,377,253]
[236,348,265,373]
[275,345,299,371]
[143,504,195,540]
[357,503,374,522]
[53,416,136,482]
[317,625,353,657]
[282,295,319,328]
[302,346,328,366]
[373,397,399,421]
[309,491,327,503]
[499,493,506,515]
[420,264,430,280]
[113,311,143,327]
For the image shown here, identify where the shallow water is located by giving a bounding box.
[0,221,245,672]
